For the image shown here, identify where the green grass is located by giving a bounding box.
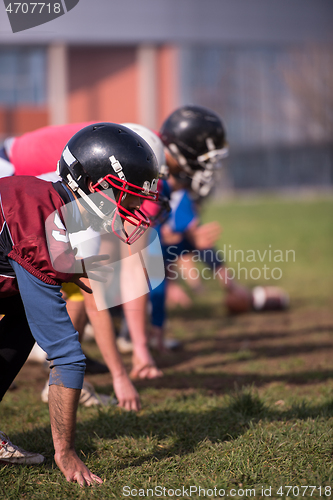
[201,194,333,301]
[1,194,333,499]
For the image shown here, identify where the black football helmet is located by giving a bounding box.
[58,122,159,244]
[160,105,229,196]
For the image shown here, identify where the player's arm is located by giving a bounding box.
[184,218,222,250]
[48,384,102,486]
[82,284,141,411]
[120,229,163,378]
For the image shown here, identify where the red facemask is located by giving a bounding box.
[92,174,159,245]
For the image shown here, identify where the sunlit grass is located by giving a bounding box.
[0,194,332,499]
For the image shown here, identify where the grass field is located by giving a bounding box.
[1,194,333,499]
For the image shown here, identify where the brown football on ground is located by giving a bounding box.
[225,288,253,314]
[252,286,290,311]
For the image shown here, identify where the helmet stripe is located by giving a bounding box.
[62,146,77,167]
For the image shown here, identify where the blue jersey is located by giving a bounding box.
[166,188,197,233]
[149,182,223,328]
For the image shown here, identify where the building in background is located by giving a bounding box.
[0,43,178,135]
[0,0,332,190]
[182,45,333,190]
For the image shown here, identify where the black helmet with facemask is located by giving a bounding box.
[58,122,159,244]
[160,105,229,197]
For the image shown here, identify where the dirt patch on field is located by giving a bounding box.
[12,299,333,405]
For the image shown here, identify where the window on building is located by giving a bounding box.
[0,47,46,105]
[181,45,333,149]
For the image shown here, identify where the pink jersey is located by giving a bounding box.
[9,122,94,177]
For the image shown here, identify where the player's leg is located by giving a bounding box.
[0,294,45,464]
[0,295,35,399]
[62,283,108,374]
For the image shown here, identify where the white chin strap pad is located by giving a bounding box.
[77,187,109,221]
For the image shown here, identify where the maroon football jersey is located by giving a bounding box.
[0,176,80,297]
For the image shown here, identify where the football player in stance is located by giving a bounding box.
[0,121,165,391]
[147,105,289,351]
[0,123,159,484]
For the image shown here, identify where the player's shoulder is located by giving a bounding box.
[0,174,44,189]
[0,176,66,207]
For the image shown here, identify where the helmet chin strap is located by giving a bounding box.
[76,187,128,239]
[76,186,111,221]
[65,172,110,221]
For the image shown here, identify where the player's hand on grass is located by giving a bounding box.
[55,448,103,487]
[130,341,164,379]
[113,372,141,411]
